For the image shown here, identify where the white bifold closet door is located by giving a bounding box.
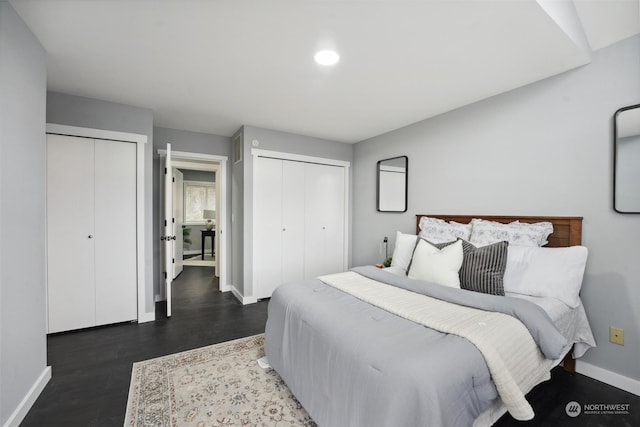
[93,139,137,326]
[253,156,345,300]
[47,134,137,333]
[47,135,96,332]
[303,162,345,279]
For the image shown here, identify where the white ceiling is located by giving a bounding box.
[11,0,640,143]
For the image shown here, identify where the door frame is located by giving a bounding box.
[45,123,150,323]
[157,149,229,293]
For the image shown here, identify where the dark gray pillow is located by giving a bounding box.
[459,240,508,295]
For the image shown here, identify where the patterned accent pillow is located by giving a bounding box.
[459,240,509,295]
[418,216,472,244]
[469,219,553,247]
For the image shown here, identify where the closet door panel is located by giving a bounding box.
[46,135,96,333]
[94,140,137,325]
[281,160,305,284]
[254,157,283,299]
[321,165,346,274]
[304,163,345,278]
[303,163,325,278]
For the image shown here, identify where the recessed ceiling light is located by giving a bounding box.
[314,50,340,66]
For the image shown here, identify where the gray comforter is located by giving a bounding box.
[264,266,567,427]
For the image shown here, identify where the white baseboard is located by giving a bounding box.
[231,286,257,305]
[219,283,231,293]
[138,311,155,323]
[576,360,640,396]
[3,366,52,427]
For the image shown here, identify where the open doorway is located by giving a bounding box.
[158,146,229,317]
[175,168,216,269]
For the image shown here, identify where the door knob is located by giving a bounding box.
[88,235,93,239]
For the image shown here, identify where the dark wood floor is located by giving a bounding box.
[21,266,269,426]
[22,266,639,426]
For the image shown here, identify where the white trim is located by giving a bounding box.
[157,149,229,293]
[46,124,148,327]
[158,149,228,163]
[251,148,351,168]
[2,366,51,427]
[46,123,147,144]
[136,139,147,323]
[137,311,156,323]
[231,286,258,305]
[576,360,640,396]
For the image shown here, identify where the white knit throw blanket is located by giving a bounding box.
[318,271,556,421]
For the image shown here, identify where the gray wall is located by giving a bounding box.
[153,126,231,294]
[353,35,640,381]
[46,92,155,314]
[0,2,48,424]
[233,125,353,298]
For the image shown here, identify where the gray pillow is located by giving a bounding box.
[459,240,509,296]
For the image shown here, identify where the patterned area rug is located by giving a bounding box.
[125,334,316,427]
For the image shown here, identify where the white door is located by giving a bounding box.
[214,170,220,276]
[281,160,305,284]
[94,139,137,325]
[304,163,345,278]
[164,143,174,316]
[46,134,96,333]
[254,156,283,299]
[173,168,184,278]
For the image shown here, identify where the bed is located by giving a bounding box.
[264,214,596,427]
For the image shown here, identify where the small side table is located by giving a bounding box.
[201,229,215,260]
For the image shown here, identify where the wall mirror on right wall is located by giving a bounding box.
[614,104,640,213]
[377,155,408,212]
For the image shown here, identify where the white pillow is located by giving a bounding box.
[408,239,463,288]
[390,231,417,271]
[503,245,588,307]
[418,216,472,244]
[469,218,553,247]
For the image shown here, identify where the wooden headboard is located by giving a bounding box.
[416,214,583,246]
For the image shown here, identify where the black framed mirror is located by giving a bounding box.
[614,104,640,213]
[376,156,408,212]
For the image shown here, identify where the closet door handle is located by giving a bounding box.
[88,235,93,239]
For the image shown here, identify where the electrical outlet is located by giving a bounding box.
[609,327,624,346]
